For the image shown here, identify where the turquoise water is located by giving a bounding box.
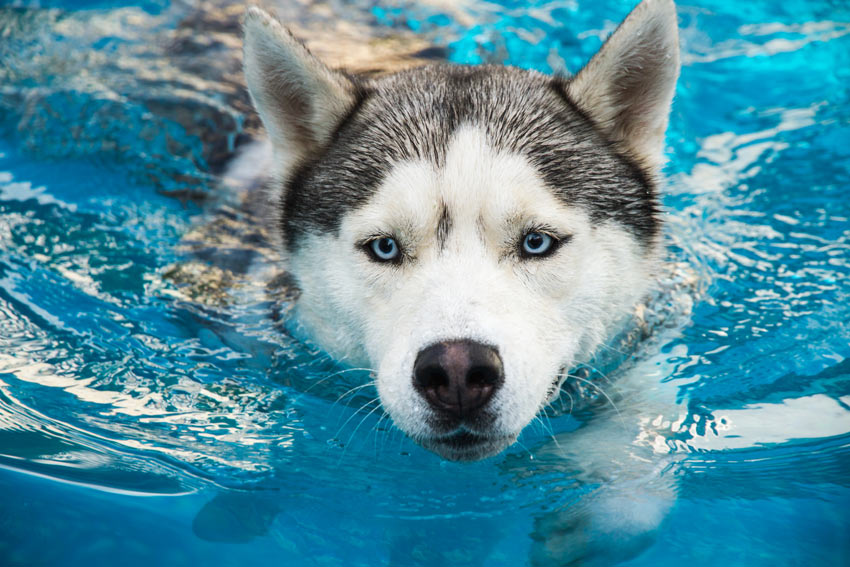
[1,0,849,565]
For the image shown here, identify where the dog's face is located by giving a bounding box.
[244,0,679,460]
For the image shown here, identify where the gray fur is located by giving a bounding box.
[242,0,681,466]
[239,2,684,557]
[436,202,451,250]
[281,64,661,250]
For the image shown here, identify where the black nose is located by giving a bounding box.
[412,340,504,420]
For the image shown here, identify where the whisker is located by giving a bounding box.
[331,395,381,441]
[561,370,625,427]
[534,414,552,436]
[594,341,631,358]
[538,412,568,458]
[544,377,575,417]
[301,367,377,395]
[530,415,549,441]
[373,412,392,455]
[371,412,391,456]
[563,390,575,416]
[338,401,385,463]
[572,363,619,391]
[332,381,377,407]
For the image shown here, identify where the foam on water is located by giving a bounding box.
[0,0,849,565]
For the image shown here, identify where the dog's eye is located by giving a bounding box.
[520,232,556,258]
[367,237,401,262]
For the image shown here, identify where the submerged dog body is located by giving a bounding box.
[243,0,680,461]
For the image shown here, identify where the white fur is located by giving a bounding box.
[290,125,653,457]
[243,0,678,460]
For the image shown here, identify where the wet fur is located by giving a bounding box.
[242,1,681,560]
[243,0,679,462]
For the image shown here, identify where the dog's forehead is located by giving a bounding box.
[282,64,659,249]
[344,124,581,238]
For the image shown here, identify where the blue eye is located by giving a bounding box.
[521,232,555,257]
[368,237,400,262]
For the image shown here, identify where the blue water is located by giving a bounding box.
[1,0,849,565]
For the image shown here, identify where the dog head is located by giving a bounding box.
[243,0,679,460]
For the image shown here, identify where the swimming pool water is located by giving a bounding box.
[1,0,849,565]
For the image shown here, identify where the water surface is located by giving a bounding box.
[1,0,849,565]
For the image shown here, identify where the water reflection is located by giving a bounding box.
[0,0,849,565]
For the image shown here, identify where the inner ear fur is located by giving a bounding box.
[567,0,680,174]
[243,6,358,177]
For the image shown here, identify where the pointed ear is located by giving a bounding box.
[568,0,680,173]
[243,6,358,175]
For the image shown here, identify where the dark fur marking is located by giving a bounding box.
[282,64,662,249]
[436,203,451,251]
[329,80,373,145]
[279,83,374,240]
[547,78,656,198]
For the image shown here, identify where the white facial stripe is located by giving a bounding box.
[347,124,590,259]
[292,124,655,456]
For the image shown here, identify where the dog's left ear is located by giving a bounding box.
[568,0,680,173]
[243,6,358,176]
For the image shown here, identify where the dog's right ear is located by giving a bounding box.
[243,7,358,175]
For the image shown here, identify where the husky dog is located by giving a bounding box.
[242,0,679,462]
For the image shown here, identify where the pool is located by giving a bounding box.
[1,0,849,565]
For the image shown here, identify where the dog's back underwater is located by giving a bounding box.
[199,0,686,563]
